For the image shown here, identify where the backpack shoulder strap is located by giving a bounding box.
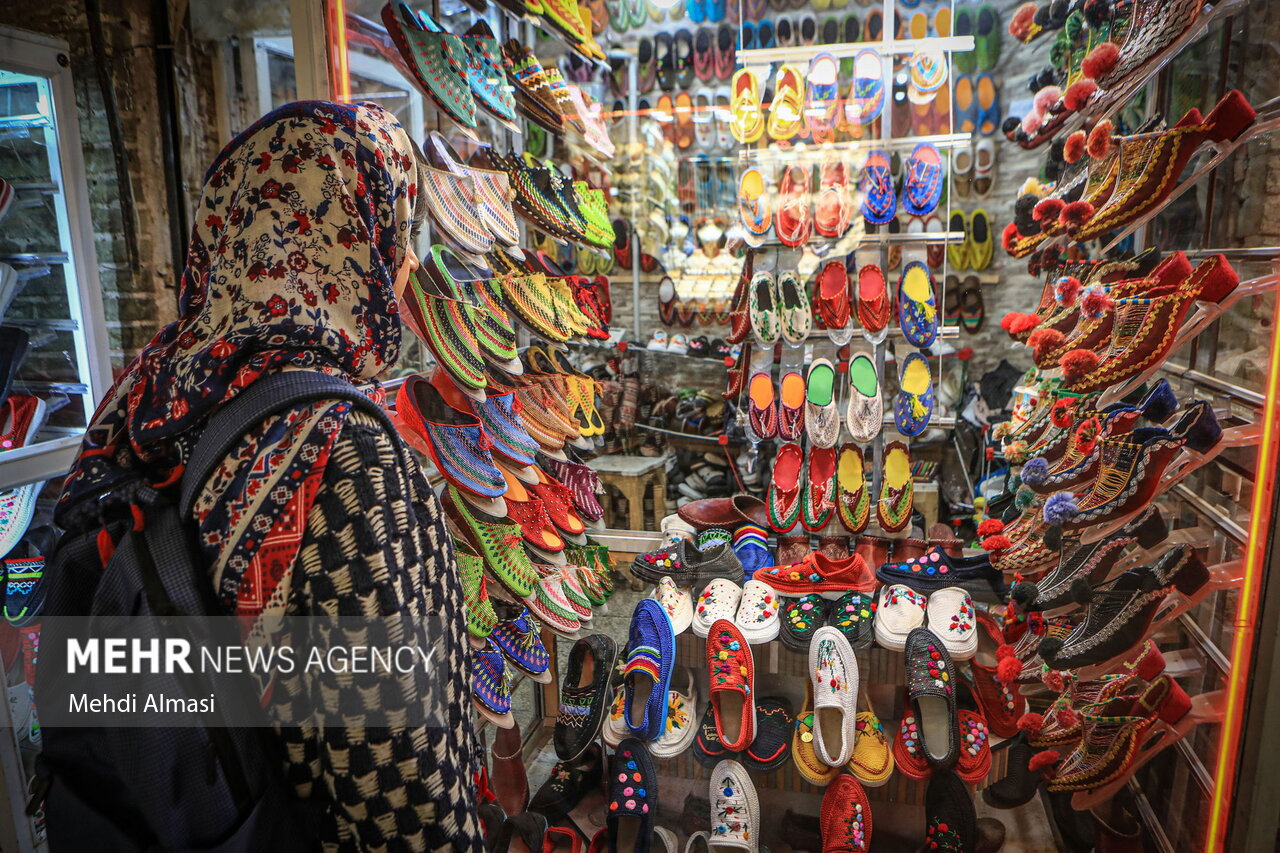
[179,371,400,518]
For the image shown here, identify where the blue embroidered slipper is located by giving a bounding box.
[901,143,944,216]
[894,351,935,437]
[472,642,514,727]
[491,608,552,683]
[897,260,939,349]
[623,599,676,741]
[3,557,44,628]
[396,375,507,505]
[859,149,896,225]
[845,49,885,126]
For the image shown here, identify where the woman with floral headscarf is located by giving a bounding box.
[56,101,482,851]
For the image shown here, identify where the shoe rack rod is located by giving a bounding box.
[1174,736,1217,799]
[1178,611,1232,675]
[735,132,973,164]
[736,35,976,67]
[1158,361,1266,409]
[0,252,68,265]
[1059,0,1254,141]
[1129,780,1180,853]
[1183,246,1280,261]
[1099,115,1280,254]
[634,422,739,443]
[1168,481,1248,544]
[753,230,968,249]
[627,52,642,342]
[0,434,80,491]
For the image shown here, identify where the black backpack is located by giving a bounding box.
[34,371,401,851]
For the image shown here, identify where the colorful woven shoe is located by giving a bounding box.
[845,352,882,443]
[901,142,944,216]
[859,149,896,225]
[502,274,572,342]
[555,634,618,760]
[527,573,582,636]
[457,20,520,125]
[624,599,676,741]
[897,261,939,350]
[830,591,875,649]
[403,261,487,398]
[383,3,477,129]
[491,608,552,682]
[540,456,606,522]
[397,374,506,505]
[836,443,870,534]
[851,707,894,787]
[820,772,872,851]
[793,679,840,785]
[755,550,876,598]
[767,442,803,532]
[502,41,566,133]
[427,133,519,245]
[444,485,538,599]
[748,271,781,345]
[894,352,934,438]
[472,642,514,726]
[529,466,587,537]
[876,441,914,533]
[708,620,756,751]
[777,271,812,343]
[2,557,44,629]
[455,541,498,640]
[419,162,493,256]
[801,446,837,532]
[805,358,841,449]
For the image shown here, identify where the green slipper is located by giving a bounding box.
[974,4,1001,72]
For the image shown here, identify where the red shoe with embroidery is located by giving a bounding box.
[968,611,1026,738]
[766,442,803,532]
[813,259,851,331]
[707,619,756,751]
[856,264,891,337]
[755,550,875,598]
[820,772,872,851]
[726,250,756,345]
[528,467,587,537]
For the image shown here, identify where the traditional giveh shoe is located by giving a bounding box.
[383,4,477,129]
[767,442,804,532]
[805,358,841,449]
[652,576,694,635]
[608,739,659,848]
[855,265,891,340]
[873,583,927,651]
[924,587,978,661]
[894,351,935,437]
[472,641,515,727]
[732,525,774,580]
[755,550,875,598]
[555,633,619,760]
[829,591,876,649]
[850,705,894,786]
[801,446,837,532]
[454,542,498,641]
[743,696,795,772]
[809,626,859,766]
[777,271,813,343]
[624,599,677,740]
[444,485,538,599]
[820,772,872,851]
[845,352,882,443]
[859,149,896,225]
[648,670,699,760]
[780,593,828,653]
[738,167,772,243]
[875,546,1001,594]
[397,374,507,509]
[794,679,840,785]
[876,441,914,533]
[901,143,945,216]
[905,627,959,772]
[632,538,743,588]
[707,619,756,751]
[777,370,807,443]
[709,759,760,852]
[491,608,552,683]
[733,578,781,644]
[693,578,743,639]
[897,261,939,349]
[748,271,781,345]
[836,444,870,534]
[403,265,488,400]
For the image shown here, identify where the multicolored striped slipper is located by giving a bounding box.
[491,608,552,683]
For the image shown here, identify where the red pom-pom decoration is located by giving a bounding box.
[997,656,1024,683]
[1050,397,1075,428]
[1000,312,1019,332]
[1060,348,1101,381]
[1017,712,1045,734]
[1056,706,1079,728]
[1010,2,1037,39]
[1064,79,1099,112]
[1054,275,1083,304]
[996,643,1016,660]
[1060,200,1095,232]
[1086,119,1115,159]
[1002,221,1023,253]
[1033,197,1065,224]
[1034,86,1063,115]
[1028,750,1061,773]
[978,518,1006,537]
[1081,286,1113,319]
[1082,41,1120,80]
[1008,313,1042,335]
[1063,130,1087,164]
[1042,669,1067,693]
[983,534,1014,552]
[1030,329,1066,360]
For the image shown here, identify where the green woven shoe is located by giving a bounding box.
[444,485,538,599]
[455,540,498,640]
[404,263,487,397]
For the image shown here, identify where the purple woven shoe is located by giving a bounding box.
[540,454,606,522]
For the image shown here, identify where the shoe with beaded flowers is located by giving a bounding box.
[709,759,760,852]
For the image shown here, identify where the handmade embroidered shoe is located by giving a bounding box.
[623,599,677,741]
[3,558,45,630]
[444,485,538,599]
[905,628,960,772]
[455,541,498,641]
[777,271,813,343]
[873,583,927,650]
[492,608,552,683]
[540,455,607,522]
[748,371,779,441]
[756,550,875,598]
[793,679,840,785]
[743,696,795,773]
[767,442,804,532]
[856,265,891,340]
[531,743,604,820]
[472,642,514,727]
[651,577,694,635]
[845,353,882,443]
[876,441,914,533]
[527,573,583,637]
[529,466,589,538]
[708,619,756,751]
[897,261,939,350]
[383,4,477,129]
[875,546,1002,595]
[737,167,772,243]
[733,579,781,644]
[924,587,977,661]
[900,142,945,217]
[775,370,805,442]
[398,374,507,508]
[692,578,743,638]
[923,771,978,850]
[834,444,870,535]
[809,626,859,767]
[780,593,828,653]
[403,266,488,399]
[556,634,619,760]
[851,708,894,787]
[801,446,837,532]
[633,539,743,588]
[859,149,896,225]
[829,591,875,650]
[805,358,841,449]
[968,611,1026,739]
[820,772,873,851]
[607,739,659,848]
[894,351,934,438]
[501,274,571,343]
[503,42,567,133]
[648,670,699,760]
[748,271,781,345]
[709,759,760,852]
[814,259,852,332]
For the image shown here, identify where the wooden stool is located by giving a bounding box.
[588,455,668,531]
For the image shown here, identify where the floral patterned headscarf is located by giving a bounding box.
[58,101,421,625]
